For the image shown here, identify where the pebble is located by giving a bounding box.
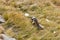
[0,15,5,23]
[53,31,56,34]
[46,19,50,22]
[24,13,29,17]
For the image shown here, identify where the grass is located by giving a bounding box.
[0,0,60,40]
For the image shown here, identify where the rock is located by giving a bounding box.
[0,25,5,33]
[0,39,3,40]
[53,31,56,34]
[30,3,37,7]
[24,13,29,17]
[0,15,5,23]
[0,34,16,40]
[46,19,50,22]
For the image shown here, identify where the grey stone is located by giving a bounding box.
[0,34,16,40]
[0,15,5,23]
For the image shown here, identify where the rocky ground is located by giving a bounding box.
[0,0,60,40]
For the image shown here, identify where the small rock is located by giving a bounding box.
[30,3,37,7]
[0,15,5,23]
[53,31,56,34]
[24,13,29,17]
[46,19,50,22]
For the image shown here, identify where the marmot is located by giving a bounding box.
[31,17,43,30]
